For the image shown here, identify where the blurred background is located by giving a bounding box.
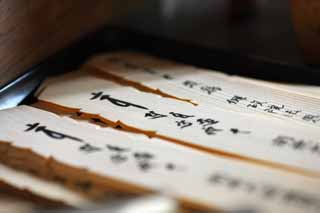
[114,0,302,64]
[1,0,320,88]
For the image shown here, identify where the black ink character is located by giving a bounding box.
[110,155,128,164]
[200,86,222,95]
[197,118,219,128]
[90,91,104,100]
[175,120,193,129]
[106,144,130,152]
[208,173,224,184]
[274,136,320,154]
[227,95,247,104]
[182,80,198,88]
[133,152,155,172]
[261,185,278,199]
[205,126,223,135]
[244,182,257,193]
[272,136,293,147]
[25,123,41,131]
[79,143,102,153]
[25,123,83,142]
[264,104,284,113]
[133,152,154,160]
[169,112,194,119]
[282,191,318,207]
[162,74,173,80]
[302,114,320,123]
[90,92,148,110]
[311,144,320,154]
[291,140,306,150]
[106,144,130,164]
[145,111,167,119]
[227,178,241,189]
[165,163,177,171]
[247,100,267,108]
[197,118,222,135]
[284,110,301,117]
[230,128,251,134]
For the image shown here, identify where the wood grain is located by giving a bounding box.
[290,0,320,64]
[0,0,134,87]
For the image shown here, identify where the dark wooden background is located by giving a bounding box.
[114,0,303,65]
[2,0,319,88]
[0,0,136,87]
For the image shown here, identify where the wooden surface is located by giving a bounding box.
[291,0,320,64]
[0,0,134,88]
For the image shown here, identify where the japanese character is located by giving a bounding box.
[227,95,247,104]
[162,74,173,80]
[169,112,194,119]
[282,191,314,205]
[227,178,241,189]
[247,100,267,108]
[133,152,154,160]
[165,163,176,171]
[272,136,293,146]
[244,182,257,193]
[110,154,128,164]
[106,145,130,164]
[79,143,102,153]
[145,111,167,119]
[284,110,301,117]
[262,185,278,199]
[291,140,306,150]
[311,144,320,154]
[205,126,223,135]
[138,161,153,171]
[302,114,320,123]
[197,119,222,135]
[182,80,198,88]
[90,92,148,110]
[264,104,284,113]
[176,120,193,129]
[200,86,222,95]
[25,123,83,142]
[208,173,224,184]
[272,136,294,146]
[230,128,251,134]
[165,163,184,171]
[133,152,154,172]
[106,144,130,153]
[197,118,219,128]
